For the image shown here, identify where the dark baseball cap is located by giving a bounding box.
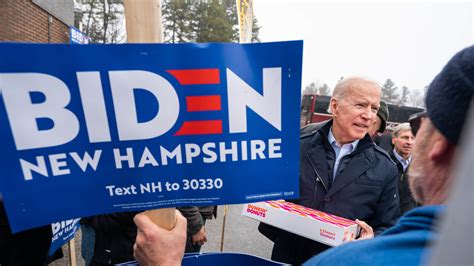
[377,100,389,133]
[425,45,474,144]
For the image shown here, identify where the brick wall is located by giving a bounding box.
[0,0,69,43]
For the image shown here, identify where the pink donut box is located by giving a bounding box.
[242,200,360,246]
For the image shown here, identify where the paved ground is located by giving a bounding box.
[201,204,273,256]
[50,204,273,265]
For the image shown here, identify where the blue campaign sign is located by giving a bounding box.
[0,41,303,232]
[70,26,90,44]
[49,218,81,255]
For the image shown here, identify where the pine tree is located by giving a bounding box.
[161,0,259,43]
[74,0,125,44]
[381,79,400,104]
[251,17,261,43]
[318,83,331,96]
[399,86,410,106]
[162,0,193,43]
[303,83,317,95]
[194,0,237,42]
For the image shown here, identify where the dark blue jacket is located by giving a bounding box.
[304,205,442,266]
[389,150,419,214]
[259,120,400,264]
[0,200,52,266]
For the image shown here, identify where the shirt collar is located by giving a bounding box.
[393,149,412,164]
[328,127,360,150]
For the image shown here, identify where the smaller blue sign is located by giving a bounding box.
[49,218,81,255]
[70,26,90,44]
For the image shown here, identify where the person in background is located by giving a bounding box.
[259,76,400,264]
[0,196,52,266]
[369,100,393,151]
[80,217,95,265]
[178,206,217,253]
[368,100,389,138]
[90,212,138,265]
[390,123,418,214]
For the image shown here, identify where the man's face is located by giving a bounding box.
[368,116,382,139]
[331,82,381,143]
[392,129,415,158]
[408,118,431,204]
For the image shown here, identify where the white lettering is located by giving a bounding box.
[185,144,200,163]
[0,73,79,150]
[49,153,70,176]
[20,156,48,181]
[160,145,182,165]
[241,140,248,160]
[69,150,102,171]
[52,222,61,235]
[202,143,217,163]
[138,147,159,167]
[251,140,266,160]
[269,138,282,158]
[76,72,111,143]
[219,141,238,162]
[113,148,135,169]
[227,68,282,133]
[109,71,179,141]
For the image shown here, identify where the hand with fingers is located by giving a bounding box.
[191,226,207,247]
[133,210,187,266]
[354,219,374,240]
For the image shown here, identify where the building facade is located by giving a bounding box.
[0,0,73,43]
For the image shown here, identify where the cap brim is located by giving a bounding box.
[378,120,386,133]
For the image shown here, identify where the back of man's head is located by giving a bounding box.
[425,46,474,145]
[409,46,474,205]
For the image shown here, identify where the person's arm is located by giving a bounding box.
[178,206,207,246]
[133,211,187,266]
[90,211,138,233]
[346,165,399,241]
[370,169,401,234]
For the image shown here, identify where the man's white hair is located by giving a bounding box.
[332,76,381,101]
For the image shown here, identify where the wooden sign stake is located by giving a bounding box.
[123,0,175,230]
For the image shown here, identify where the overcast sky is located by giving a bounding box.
[253,1,473,93]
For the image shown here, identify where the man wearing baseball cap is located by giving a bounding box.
[369,100,394,151]
[368,100,389,138]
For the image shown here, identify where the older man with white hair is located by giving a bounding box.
[258,76,400,264]
[303,45,474,266]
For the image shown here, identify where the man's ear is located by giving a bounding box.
[330,98,338,118]
[429,133,454,163]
